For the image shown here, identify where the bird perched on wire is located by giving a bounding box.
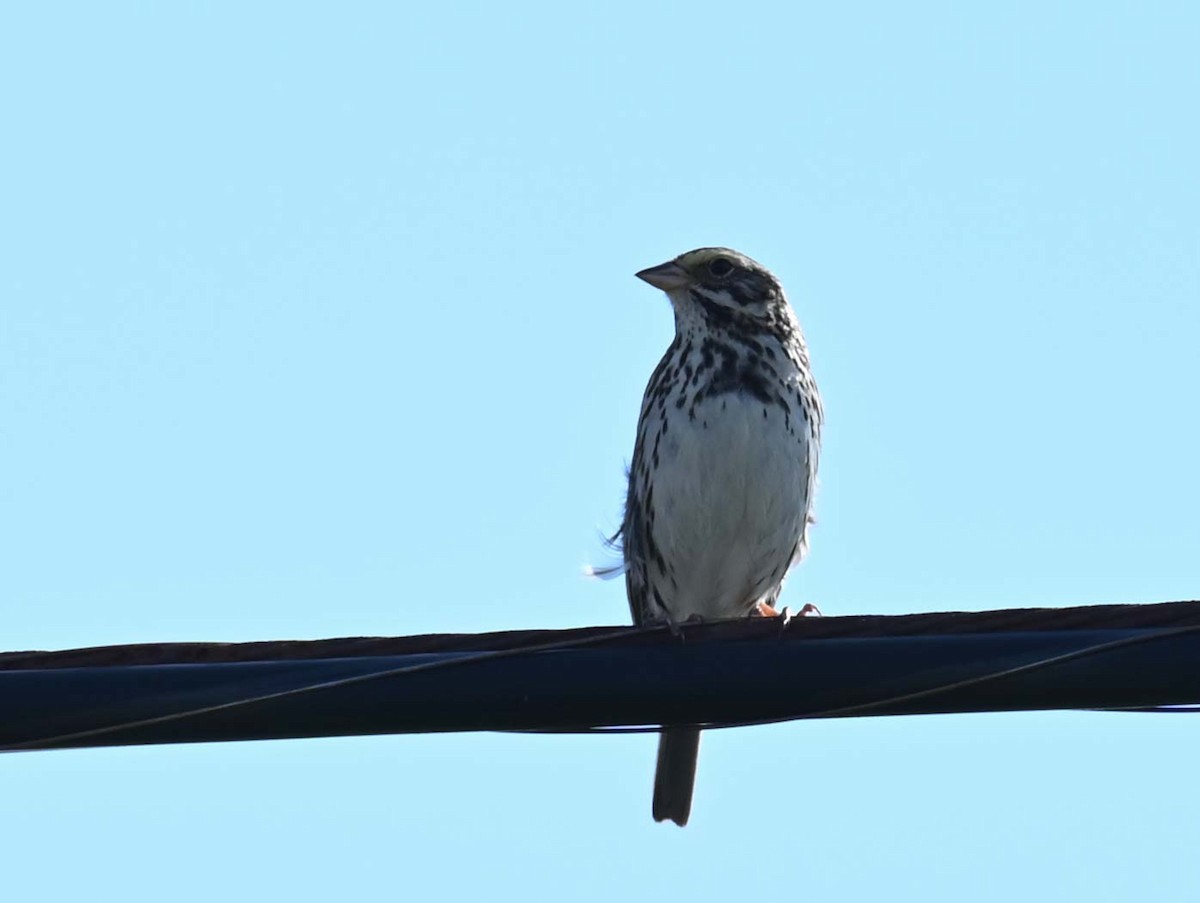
[613,247,823,826]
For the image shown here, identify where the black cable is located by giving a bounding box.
[5,621,1199,752]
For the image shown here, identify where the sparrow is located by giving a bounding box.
[615,247,822,825]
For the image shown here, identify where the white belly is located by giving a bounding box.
[648,392,814,620]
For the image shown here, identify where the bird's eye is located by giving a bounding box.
[707,257,734,278]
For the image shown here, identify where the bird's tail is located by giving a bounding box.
[652,727,700,826]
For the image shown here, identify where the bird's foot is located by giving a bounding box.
[755,601,822,627]
[754,601,781,619]
[659,612,704,640]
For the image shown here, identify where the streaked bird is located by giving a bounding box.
[612,247,822,826]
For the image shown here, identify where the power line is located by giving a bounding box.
[2,600,1199,752]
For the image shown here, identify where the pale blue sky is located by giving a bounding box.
[3,3,1198,900]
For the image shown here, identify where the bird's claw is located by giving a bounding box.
[755,601,822,630]
[660,612,704,641]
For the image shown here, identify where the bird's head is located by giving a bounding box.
[635,248,790,332]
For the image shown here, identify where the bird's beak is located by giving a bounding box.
[635,261,690,292]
